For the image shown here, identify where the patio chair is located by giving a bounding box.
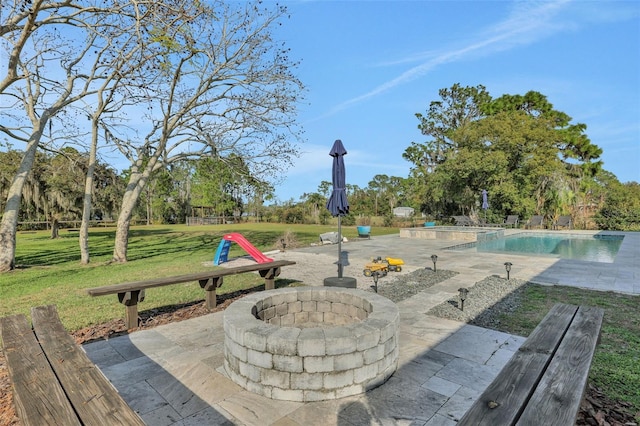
[503,215,519,228]
[525,215,544,229]
[451,216,464,226]
[452,215,475,226]
[554,215,572,230]
[477,218,501,227]
[319,232,340,244]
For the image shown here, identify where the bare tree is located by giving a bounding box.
[0,0,209,270]
[110,1,305,262]
[0,0,117,271]
[76,1,192,263]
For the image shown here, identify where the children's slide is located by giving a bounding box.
[213,232,274,265]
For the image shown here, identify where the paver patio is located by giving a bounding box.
[84,230,639,425]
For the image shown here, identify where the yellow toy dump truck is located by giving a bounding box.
[363,257,404,277]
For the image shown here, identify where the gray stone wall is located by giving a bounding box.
[223,287,399,401]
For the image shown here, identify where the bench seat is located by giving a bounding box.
[1,305,144,425]
[87,259,296,329]
[458,303,603,426]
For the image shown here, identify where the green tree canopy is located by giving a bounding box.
[404,84,604,223]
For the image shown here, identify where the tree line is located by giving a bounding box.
[0,150,270,229]
[278,85,639,231]
[280,84,639,230]
[5,144,636,233]
[400,84,640,230]
[0,148,123,228]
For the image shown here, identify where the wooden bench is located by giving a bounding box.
[458,303,604,426]
[0,305,145,425]
[87,260,296,329]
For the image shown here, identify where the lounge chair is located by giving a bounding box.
[503,215,519,228]
[477,218,501,227]
[452,216,464,226]
[452,215,475,226]
[554,215,572,230]
[319,232,340,244]
[525,215,544,229]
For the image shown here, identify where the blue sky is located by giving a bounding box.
[271,0,640,202]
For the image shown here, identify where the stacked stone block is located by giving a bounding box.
[223,287,399,401]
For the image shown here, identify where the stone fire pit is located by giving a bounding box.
[223,287,399,402]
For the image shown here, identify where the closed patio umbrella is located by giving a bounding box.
[326,139,349,278]
[482,189,489,221]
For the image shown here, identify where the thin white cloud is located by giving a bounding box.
[287,143,405,178]
[287,144,332,176]
[320,0,622,117]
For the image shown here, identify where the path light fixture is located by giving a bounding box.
[431,254,438,272]
[372,271,380,293]
[281,238,286,252]
[458,287,469,311]
[504,262,512,280]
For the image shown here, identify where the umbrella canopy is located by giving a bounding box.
[326,140,349,217]
[481,189,489,222]
[326,139,349,278]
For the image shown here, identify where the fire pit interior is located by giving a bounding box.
[223,287,399,401]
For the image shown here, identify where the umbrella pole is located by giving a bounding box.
[337,215,343,278]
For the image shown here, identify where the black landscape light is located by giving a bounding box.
[431,254,438,272]
[504,262,512,280]
[372,271,380,293]
[281,238,286,251]
[458,287,469,311]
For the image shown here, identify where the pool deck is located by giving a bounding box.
[83,229,639,425]
[280,229,639,295]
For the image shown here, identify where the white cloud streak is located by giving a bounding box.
[321,0,594,117]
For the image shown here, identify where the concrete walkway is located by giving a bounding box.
[83,230,639,425]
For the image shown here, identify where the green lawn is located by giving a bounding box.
[488,284,639,416]
[2,223,397,328]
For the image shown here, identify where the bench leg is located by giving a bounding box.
[200,277,223,310]
[259,267,281,290]
[118,290,145,329]
[265,278,275,290]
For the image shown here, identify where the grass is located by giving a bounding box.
[2,223,397,329]
[2,223,638,418]
[491,284,640,415]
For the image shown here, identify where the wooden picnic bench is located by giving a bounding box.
[458,303,604,426]
[0,305,145,426]
[87,259,296,329]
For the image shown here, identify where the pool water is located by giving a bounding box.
[471,233,624,263]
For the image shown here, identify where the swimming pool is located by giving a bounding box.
[464,233,624,263]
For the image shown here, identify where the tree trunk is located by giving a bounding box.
[80,120,99,264]
[113,209,132,263]
[0,214,17,272]
[0,127,44,272]
[146,187,151,225]
[113,191,136,263]
[50,218,59,239]
[112,171,148,263]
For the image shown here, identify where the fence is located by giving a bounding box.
[17,220,117,231]
[185,217,237,226]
